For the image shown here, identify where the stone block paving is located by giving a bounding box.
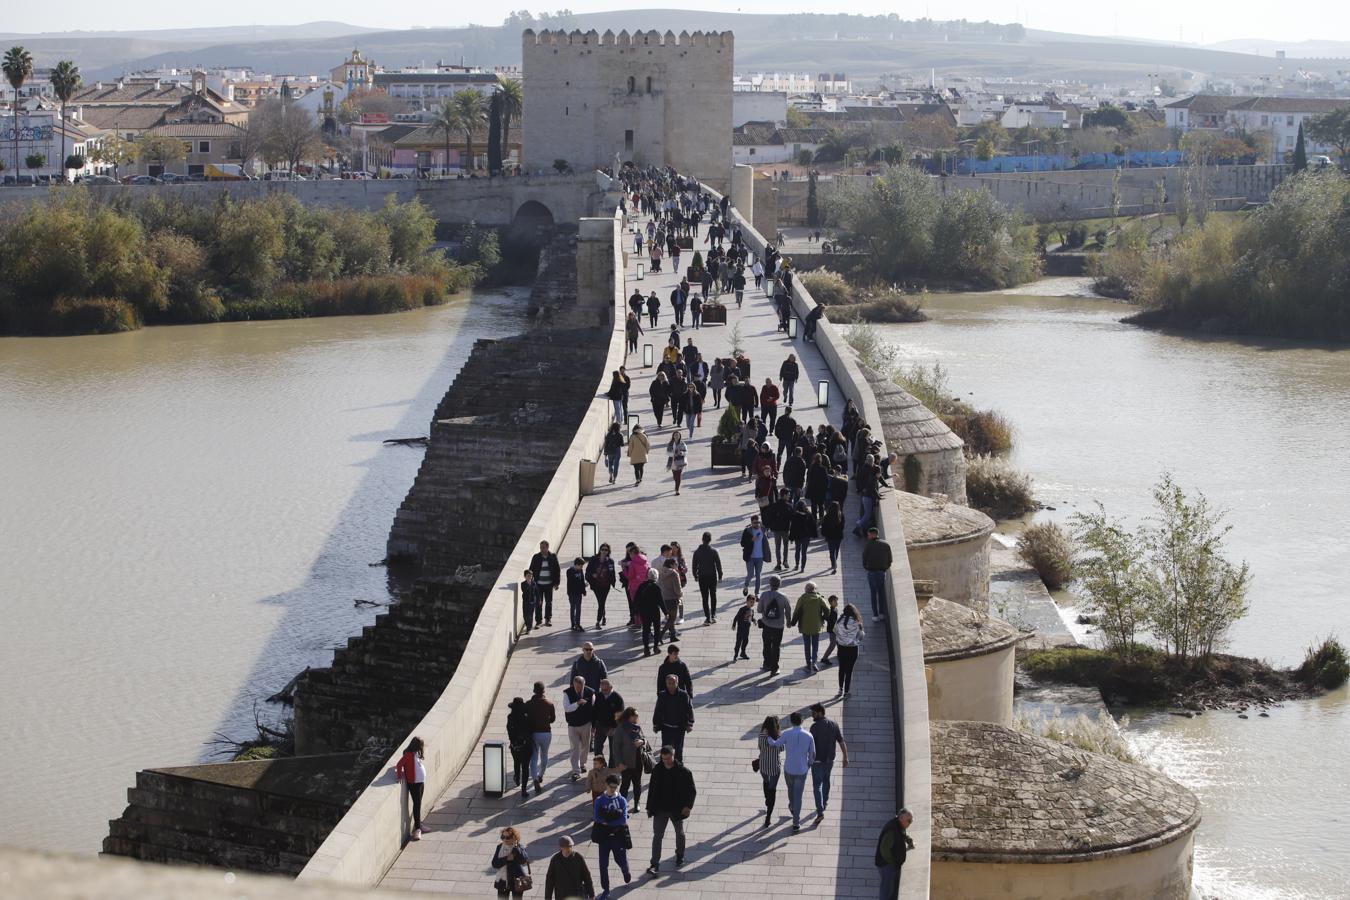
[381,215,896,898]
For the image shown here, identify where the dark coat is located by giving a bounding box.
[789,509,818,542]
[691,544,722,583]
[805,463,830,502]
[635,580,665,624]
[764,498,793,534]
[782,455,807,489]
[586,554,617,592]
[646,761,697,817]
[740,526,772,563]
[545,851,594,900]
[657,658,693,698]
[652,687,694,733]
[530,551,561,586]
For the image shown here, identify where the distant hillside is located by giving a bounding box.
[16,11,1346,82]
[1206,38,1350,58]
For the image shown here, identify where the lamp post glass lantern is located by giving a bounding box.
[637,263,645,280]
[581,523,598,559]
[817,380,830,408]
[788,317,798,339]
[483,740,506,797]
[626,414,640,433]
[643,343,654,367]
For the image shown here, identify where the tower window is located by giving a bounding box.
[646,76,653,93]
[627,76,636,94]
[625,130,634,152]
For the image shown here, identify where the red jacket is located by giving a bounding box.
[395,750,422,784]
[760,384,780,407]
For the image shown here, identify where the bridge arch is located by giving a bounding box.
[512,199,555,229]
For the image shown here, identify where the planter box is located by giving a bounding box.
[710,438,741,468]
[702,304,728,325]
[687,266,704,282]
[677,236,694,250]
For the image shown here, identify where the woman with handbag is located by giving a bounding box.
[491,826,532,898]
[592,775,634,900]
[755,715,784,829]
[610,707,650,812]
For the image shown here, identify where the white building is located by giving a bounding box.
[1000,104,1068,130]
[1,102,106,180]
[733,91,787,127]
[1165,95,1350,162]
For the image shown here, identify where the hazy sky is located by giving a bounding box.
[6,1,1349,48]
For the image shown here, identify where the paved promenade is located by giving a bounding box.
[381,217,897,898]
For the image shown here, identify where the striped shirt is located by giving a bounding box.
[758,733,783,780]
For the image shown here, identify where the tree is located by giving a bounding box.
[495,77,523,168]
[3,46,35,178]
[1306,108,1350,169]
[25,152,45,170]
[1110,168,1122,221]
[974,136,995,161]
[1071,503,1153,659]
[253,98,324,173]
[1145,474,1251,663]
[92,132,136,179]
[429,99,458,175]
[486,92,503,174]
[901,113,956,155]
[48,60,81,183]
[1084,104,1134,134]
[336,88,404,125]
[785,106,810,129]
[450,89,486,173]
[1293,122,1308,171]
[137,134,187,171]
[64,153,85,174]
[806,170,819,227]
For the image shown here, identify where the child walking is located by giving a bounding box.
[732,594,756,661]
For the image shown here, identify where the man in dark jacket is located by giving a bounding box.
[566,557,588,632]
[875,808,915,900]
[563,675,596,782]
[763,490,794,572]
[530,540,561,627]
[774,408,797,463]
[782,446,807,502]
[651,674,694,762]
[779,353,800,406]
[655,644,693,698]
[690,531,723,625]
[570,642,608,692]
[544,834,594,900]
[645,746,697,875]
[520,570,541,636]
[739,514,771,596]
[635,569,666,656]
[862,528,893,622]
[592,678,624,755]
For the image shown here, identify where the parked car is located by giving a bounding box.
[125,175,160,185]
[158,172,186,183]
[79,174,119,185]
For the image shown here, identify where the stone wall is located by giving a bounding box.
[522,29,733,191]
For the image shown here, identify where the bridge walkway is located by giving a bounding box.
[380,216,898,898]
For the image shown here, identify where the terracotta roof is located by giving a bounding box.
[1165,94,1254,114]
[920,596,1021,662]
[859,365,965,454]
[144,123,246,138]
[930,720,1201,863]
[70,83,191,106]
[895,491,993,546]
[1237,96,1350,114]
[77,105,168,131]
[777,127,828,143]
[733,122,778,145]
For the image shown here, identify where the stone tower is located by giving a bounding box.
[522,29,733,191]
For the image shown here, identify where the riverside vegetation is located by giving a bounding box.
[0,191,491,336]
[1092,170,1350,341]
[1023,474,1349,708]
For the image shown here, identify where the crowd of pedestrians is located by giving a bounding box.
[399,165,915,900]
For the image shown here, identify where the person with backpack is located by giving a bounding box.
[756,575,792,676]
[394,736,428,840]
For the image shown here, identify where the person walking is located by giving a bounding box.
[818,594,841,666]
[739,513,771,596]
[689,292,702,329]
[570,641,608,693]
[709,358,725,409]
[862,527,892,622]
[649,372,671,429]
[764,489,792,571]
[606,370,628,423]
[628,424,650,485]
[645,746,696,875]
[646,291,660,328]
[591,778,632,900]
[790,581,830,672]
[682,382,701,439]
[808,702,848,824]
[525,681,556,792]
[820,501,846,574]
[602,423,624,486]
[782,446,806,503]
[652,674,694,763]
[622,544,650,626]
[635,568,665,655]
[519,570,541,636]
[610,707,649,812]
[530,540,560,628]
[394,736,428,841]
[804,453,829,519]
[731,594,755,660]
[669,541,690,624]
[655,643,693,698]
[592,678,624,756]
[563,676,597,784]
[767,712,815,833]
[835,603,865,696]
[732,268,746,307]
[875,809,916,900]
[625,313,643,356]
[779,354,800,406]
[774,408,797,464]
[789,499,818,573]
[759,378,780,432]
[757,575,792,676]
[566,557,588,632]
[545,834,595,900]
[586,544,616,628]
[507,698,533,798]
[691,531,722,625]
[491,826,532,899]
[666,432,688,495]
[657,559,683,642]
[755,715,784,829]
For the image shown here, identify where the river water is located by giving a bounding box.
[878,279,1350,900]
[0,291,525,855]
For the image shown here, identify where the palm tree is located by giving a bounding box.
[429,99,458,176]
[450,88,485,173]
[495,77,523,169]
[3,46,35,178]
[49,60,81,182]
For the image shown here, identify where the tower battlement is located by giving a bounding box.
[523,28,733,48]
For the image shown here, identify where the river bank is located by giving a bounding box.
[0,288,526,853]
[878,280,1350,899]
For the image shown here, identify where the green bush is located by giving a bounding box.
[1065,223,1088,248]
[823,288,927,324]
[965,454,1035,516]
[716,403,742,442]
[1295,637,1350,690]
[1017,521,1075,589]
[945,409,1014,456]
[45,296,140,334]
[801,269,851,305]
[1016,710,1137,763]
